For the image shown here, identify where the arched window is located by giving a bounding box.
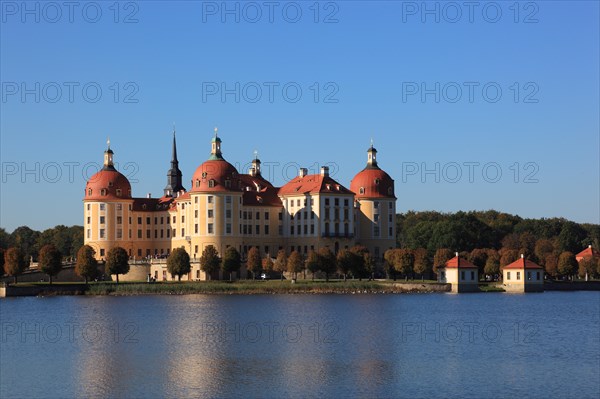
[359,187,365,195]
[374,178,380,185]
[195,180,200,187]
[208,179,215,188]
[101,189,107,196]
[116,189,122,197]
[88,189,92,196]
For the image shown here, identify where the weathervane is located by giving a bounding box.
[254,149,259,160]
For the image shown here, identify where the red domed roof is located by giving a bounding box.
[190,160,240,192]
[350,167,395,199]
[85,167,132,200]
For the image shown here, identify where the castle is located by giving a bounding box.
[83,130,396,280]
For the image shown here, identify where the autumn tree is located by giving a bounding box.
[336,249,353,282]
[557,251,577,278]
[499,249,519,269]
[363,252,376,281]
[167,248,191,281]
[0,248,5,276]
[38,244,62,284]
[433,248,453,275]
[75,245,97,283]
[394,249,414,280]
[544,253,559,278]
[534,239,555,267]
[384,249,398,280]
[4,247,27,284]
[305,250,320,281]
[262,255,274,277]
[413,248,431,281]
[578,257,598,280]
[484,250,500,278]
[349,246,368,280]
[200,245,220,280]
[287,251,303,281]
[273,250,287,280]
[246,247,262,280]
[105,246,129,283]
[469,248,489,276]
[222,246,240,281]
[318,247,337,282]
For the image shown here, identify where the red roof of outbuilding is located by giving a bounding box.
[278,174,353,196]
[576,246,600,259]
[444,255,477,269]
[503,257,543,270]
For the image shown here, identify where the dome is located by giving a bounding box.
[190,159,240,192]
[85,168,132,200]
[350,167,395,199]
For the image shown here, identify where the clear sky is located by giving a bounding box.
[1,1,598,232]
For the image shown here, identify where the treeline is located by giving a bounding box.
[395,211,600,279]
[0,225,83,261]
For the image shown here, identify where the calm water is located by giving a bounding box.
[1,292,599,399]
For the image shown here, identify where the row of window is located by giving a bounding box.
[507,271,541,281]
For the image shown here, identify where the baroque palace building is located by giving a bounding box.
[84,130,396,280]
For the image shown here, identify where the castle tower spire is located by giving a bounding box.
[209,127,224,160]
[366,140,378,168]
[164,128,185,197]
[103,137,115,170]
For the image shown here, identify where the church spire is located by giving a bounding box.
[164,128,185,197]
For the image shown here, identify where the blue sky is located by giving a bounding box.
[1,1,598,231]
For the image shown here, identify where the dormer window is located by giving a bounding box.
[195,180,200,187]
[116,189,122,197]
[359,187,365,195]
[225,179,231,189]
[88,189,92,196]
[128,190,131,196]
[388,187,393,195]
[374,178,380,185]
[202,172,207,179]
[108,181,114,187]
[142,204,147,210]
[208,179,215,188]
[101,189,107,196]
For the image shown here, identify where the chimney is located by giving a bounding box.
[589,244,593,249]
[521,253,524,258]
[321,166,329,177]
[455,252,459,257]
[299,168,308,178]
[147,193,152,198]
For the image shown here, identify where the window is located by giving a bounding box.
[248,212,252,220]
[256,225,260,234]
[138,229,142,238]
[146,230,151,239]
[537,272,540,280]
[116,189,122,197]
[224,179,231,189]
[374,214,379,222]
[100,249,105,257]
[278,226,283,235]
[470,271,475,280]
[87,204,90,210]
[311,211,315,220]
[182,216,185,223]
[138,217,142,224]
[100,216,105,224]
[154,217,158,224]
[226,223,232,234]
[298,212,302,220]
[116,204,122,211]
[88,189,92,196]
[243,225,248,235]
[243,211,247,220]
[325,209,330,219]
[527,271,532,281]
[290,226,294,235]
[87,217,91,224]
[86,229,90,238]
[138,249,142,257]
[167,229,170,238]
[517,272,521,280]
[256,212,260,220]
[154,230,158,239]
[265,212,269,220]
[181,228,184,236]
[173,216,176,223]
[99,229,105,238]
[160,229,164,238]
[389,227,393,237]
[208,224,214,234]
[374,226,380,237]
[208,210,214,218]
[304,225,308,235]
[278,212,283,221]
[208,196,213,204]
[195,196,198,203]
[117,216,122,224]
[334,198,339,206]
[195,224,198,234]
[296,199,300,206]
[117,229,122,239]
[344,209,349,220]
[389,202,393,209]
[461,271,465,280]
[226,196,231,204]
[359,187,365,195]
[325,198,330,206]
[265,225,269,235]
[101,189,107,196]
[374,201,380,209]
[100,204,105,211]
[146,217,151,224]
[310,225,315,234]
[507,272,511,280]
[389,214,393,222]
[208,180,215,188]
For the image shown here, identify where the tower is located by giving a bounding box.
[164,129,185,197]
[103,138,115,170]
[209,127,223,160]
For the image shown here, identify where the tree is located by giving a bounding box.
[273,250,287,280]
[38,244,62,284]
[578,257,598,280]
[384,249,398,280]
[394,249,414,280]
[262,255,274,277]
[534,239,554,267]
[349,246,368,280]
[75,245,97,283]
[105,247,129,283]
[413,248,431,281]
[317,247,336,282]
[4,247,27,284]
[433,248,453,275]
[557,222,587,253]
[287,251,303,281]
[305,250,320,281]
[544,253,559,278]
[246,247,262,280]
[469,248,489,277]
[500,248,519,269]
[363,252,376,281]
[0,248,5,276]
[167,248,191,281]
[200,245,220,280]
[557,251,577,278]
[484,250,500,278]
[222,247,240,281]
[336,250,353,281]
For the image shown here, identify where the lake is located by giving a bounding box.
[1,292,599,399]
